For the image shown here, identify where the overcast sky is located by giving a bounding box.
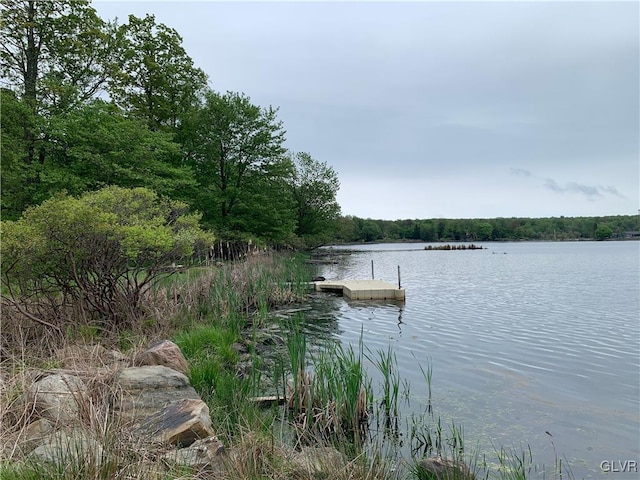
[93,0,639,220]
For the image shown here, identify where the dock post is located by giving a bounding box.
[371,260,374,279]
[398,265,401,289]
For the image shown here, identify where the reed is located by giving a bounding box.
[367,346,401,431]
[283,319,371,448]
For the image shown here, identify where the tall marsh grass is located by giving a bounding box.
[283,318,371,449]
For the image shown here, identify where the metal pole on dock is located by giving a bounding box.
[398,265,401,289]
[371,260,374,279]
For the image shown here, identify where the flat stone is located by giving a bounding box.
[111,366,199,424]
[21,418,55,452]
[291,446,347,477]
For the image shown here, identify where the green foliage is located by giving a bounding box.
[334,214,639,243]
[179,90,295,242]
[109,14,207,130]
[1,1,343,246]
[0,0,117,113]
[0,88,42,219]
[289,151,341,248]
[1,186,214,329]
[42,100,195,199]
[594,224,614,240]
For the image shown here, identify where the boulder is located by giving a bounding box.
[111,365,219,448]
[134,340,189,374]
[30,429,103,468]
[29,373,87,425]
[20,418,55,453]
[417,456,475,480]
[111,365,200,423]
[141,398,215,447]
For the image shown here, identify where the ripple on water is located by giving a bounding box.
[310,241,640,479]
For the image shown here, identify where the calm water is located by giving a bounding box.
[302,241,639,479]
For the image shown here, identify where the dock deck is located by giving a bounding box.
[314,279,405,301]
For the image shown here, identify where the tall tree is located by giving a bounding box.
[0,0,117,116]
[288,151,341,248]
[109,14,207,131]
[179,90,294,240]
[1,0,118,217]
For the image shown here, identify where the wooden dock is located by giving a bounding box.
[314,279,405,301]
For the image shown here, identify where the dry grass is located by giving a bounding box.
[0,253,334,479]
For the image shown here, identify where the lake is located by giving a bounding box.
[301,241,639,479]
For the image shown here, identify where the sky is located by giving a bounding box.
[93,0,639,220]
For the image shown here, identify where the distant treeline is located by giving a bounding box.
[332,215,640,243]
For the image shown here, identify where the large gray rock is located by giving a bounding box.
[29,373,87,425]
[134,340,189,374]
[112,365,199,422]
[111,365,218,448]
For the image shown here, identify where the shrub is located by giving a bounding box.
[1,186,214,332]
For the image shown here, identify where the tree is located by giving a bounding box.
[179,90,294,240]
[42,100,195,199]
[594,224,613,241]
[475,222,494,241]
[1,186,214,330]
[1,0,116,114]
[1,0,119,216]
[109,14,207,131]
[358,219,383,242]
[0,88,41,218]
[289,152,341,248]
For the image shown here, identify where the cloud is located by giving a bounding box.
[510,168,533,177]
[599,185,625,198]
[543,179,626,201]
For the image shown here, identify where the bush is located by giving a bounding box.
[1,186,214,332]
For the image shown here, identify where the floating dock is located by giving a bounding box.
[314,279,405,301]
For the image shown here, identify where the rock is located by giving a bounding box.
[30,429,103,468]
[161,436,225,469]
[141,398,215,447]
[417,456,475,480]
[106,349,128,363]
[29,373,87,425]
[4,418,56,456]
[111,366,218,448]
[291,446,347,477]
[20,418,56,452]
[134,340,189,374]
[111,366,200,425]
